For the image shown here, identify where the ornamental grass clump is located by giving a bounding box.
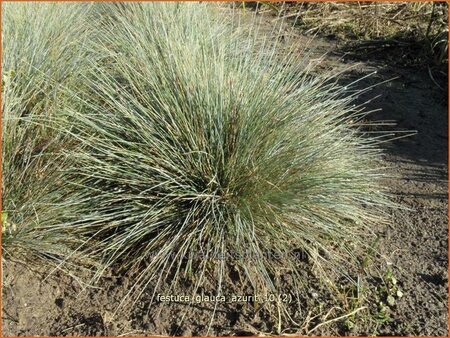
[1,3,92,262]
[60,3,393,306]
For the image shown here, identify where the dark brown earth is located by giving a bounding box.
[2,9,448,337]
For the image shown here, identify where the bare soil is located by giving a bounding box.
[2,10,448,337]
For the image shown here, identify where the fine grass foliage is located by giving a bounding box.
[1,2,93,263]
[57,2,394,318]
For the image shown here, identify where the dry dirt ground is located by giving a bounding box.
[2,9,448,337]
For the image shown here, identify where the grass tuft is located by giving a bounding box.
[56,2,395,315]
[1,2,93,263]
